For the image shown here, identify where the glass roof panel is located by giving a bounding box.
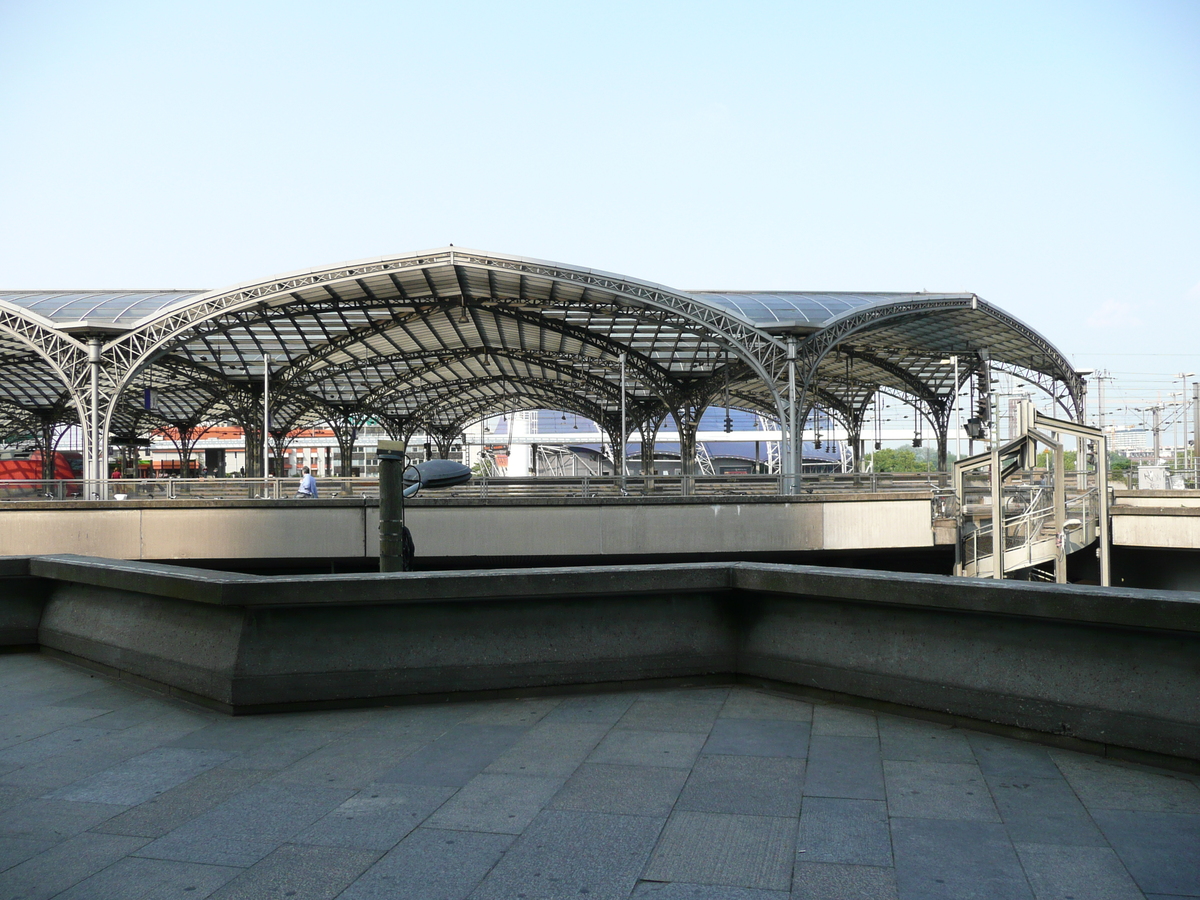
[688,292,939,328]
[0,291,208,325]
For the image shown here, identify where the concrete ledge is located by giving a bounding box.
[8,555,1200,768]
[0,494,938,560]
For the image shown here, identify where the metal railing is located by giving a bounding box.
[0,471,953,502]
[959,478,1101,578]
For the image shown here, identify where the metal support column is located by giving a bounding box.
[786,336,797,494]
[262,356,271,479]
[619,352,627,487]
[990,442,1004,580]
[87,337,105,497]
[1194,382,1199,487]
[378,440,408,572]
[1053,440,1066,584]
[1098,432,1111,587]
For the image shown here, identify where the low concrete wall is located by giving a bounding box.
[6,555,1200,768]
[1112,505,1200,549]
[1114,489,1200,509]
[734,566,1200,763]
[0,557,46,647]
[0,494,936,561]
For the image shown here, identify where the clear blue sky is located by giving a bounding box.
[2,1,1196,426]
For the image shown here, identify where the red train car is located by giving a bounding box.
[0,450,84,483]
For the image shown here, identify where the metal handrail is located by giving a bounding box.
[960,476,1102,578]
[0,471,954,502]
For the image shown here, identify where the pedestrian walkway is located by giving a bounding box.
[0,653,1197,899]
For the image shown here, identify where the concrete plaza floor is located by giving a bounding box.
[0,654,1197,900]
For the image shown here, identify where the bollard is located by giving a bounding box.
[377,440,408,572]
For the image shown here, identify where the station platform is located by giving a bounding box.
[1,654,1197,899]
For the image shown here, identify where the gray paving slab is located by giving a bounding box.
[0,835,56,874]
[53,856,241,900]
[0,743,135,792]
[267,735,425,790]
[796,797,892,867]
[1091,808,1200,897]
[1,718,213,791]
[700,718,809,758]
[50,682,160,711]
[965,732,1062,780]
[351,703,473,740]
[988,775,1109,847]
[424,772,564,834]
[138,781,354,867]
[471,809,665,900]
[642,810,795,892]
[883,760,1001,822]
[538,692,636,726]
[2,656,1198,900]
[167,717,331,753]
[295,782,455,851]
[877,716,976,763]
[77,697,194,732]
[169,721,339,775]
[718,688,812,722]
[0,831,149,900]
[792,862,898,900]
[484,721,610,777]
[0,722,122,769]
[207,843,381,900]
[549,763,689,817]
[47,746,234,806]
[810,705,878,737]
[0,796,126,839]
[631,881,789,898]
[616,696,726,734]
[338,827,513,900]
[804,736,885,800]
[463,697,561,726]
[891,817,1033,900]
[379,724,527,787]
[1013,843,1144,900]
[675,754,804,817]
[638,687,731,704]
[588,728,707,769]
[273,707,381,731]
[0,705,112,750]
[0,782,41,815]
[1050,750,1200,813]
[92,765,272,838]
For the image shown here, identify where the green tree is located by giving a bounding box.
[1109,453,1133,477]
[867,448,932,473]
[1036,449,1077,471]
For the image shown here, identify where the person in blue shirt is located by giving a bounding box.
[296,466,318,498]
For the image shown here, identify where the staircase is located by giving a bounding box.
[953,400,1108,583]
[959,486,1100,579]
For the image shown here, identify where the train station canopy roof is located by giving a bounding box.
[0,247,1084,451]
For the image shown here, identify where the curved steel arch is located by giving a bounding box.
[795,295,1085,436]
[276,297,680,406]
[100,248,791,464]
[407,381,613,438]
[284,339,667,415]
[348,348,636,416]
[1,249,1089,492]
[373,371,627,425]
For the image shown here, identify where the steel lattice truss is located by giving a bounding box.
[0,248,1085,477]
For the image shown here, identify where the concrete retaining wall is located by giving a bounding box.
[0,494,936,560]
[5,554,1200,768]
